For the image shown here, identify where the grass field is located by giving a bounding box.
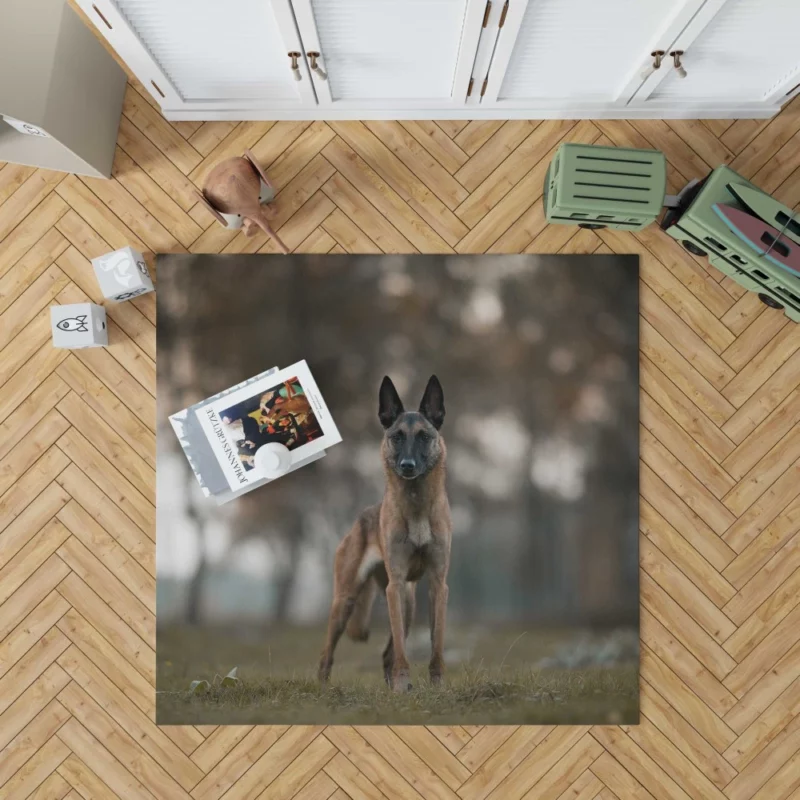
[157,623,638,725]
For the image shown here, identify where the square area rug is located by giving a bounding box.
[156,253,639,725]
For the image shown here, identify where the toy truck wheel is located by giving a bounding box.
[758,293,784,310]
[682,240,707,257]
[578,223,606,230]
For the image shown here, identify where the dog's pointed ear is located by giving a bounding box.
[378,376,404,429]
[419,375,445,429]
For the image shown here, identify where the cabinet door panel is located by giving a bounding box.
[483,0,705,107]
[645,0,800,104]
[78,0,314,110]
[292,0,484,107]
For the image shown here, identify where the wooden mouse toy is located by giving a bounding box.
[196,149,289,254]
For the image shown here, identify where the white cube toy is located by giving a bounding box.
[91,246,154,302]
[51,303,108,349]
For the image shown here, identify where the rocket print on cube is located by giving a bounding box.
[92,246,154,302]
[51,303,108,349]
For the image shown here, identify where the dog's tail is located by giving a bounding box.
[346,578,377,642]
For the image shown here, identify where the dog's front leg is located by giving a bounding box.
[428,572,449,685]
[385,578,412,693]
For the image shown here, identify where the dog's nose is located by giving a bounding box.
[400,459,416,473]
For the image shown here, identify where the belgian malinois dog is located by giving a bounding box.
[318,375,451,693]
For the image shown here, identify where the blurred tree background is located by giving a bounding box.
[156,254,639,636]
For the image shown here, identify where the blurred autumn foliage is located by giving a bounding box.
[157,253,638,628]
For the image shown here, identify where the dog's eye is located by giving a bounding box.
[391,431,404,443]
[417,432,431,443]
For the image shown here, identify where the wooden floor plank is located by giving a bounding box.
[0,163,36,207]
[0,673,70,758]
[57,681,192,800]
[455,119,579,231]
[724,640,800,734]
[364,121,469,210]
[454,122,506,156]
[111,147,203,248]
[77,172,185,255]
[641,535,736,644]
[329,121,468,247]
[0,554,70,643]
[322,752,388,800]
[116,115,202,212]
[0,264,70,352]
[57,752,118,800]
[56,571,154,683]
[55,441,154,543]
[0,447,69,539]
[640,500,736,608]
[187,121,238,157]
[641,607,737,717]
[55,536,154,644]
[0,731,71,800]
[55,393,154,505]
[0,193,68,279]
[639,680,737,790]
[57,717,157,800]
[0,169,66,243]
[122,85,202,176]
[723,528,800,623]
[639,356,736,464]
[189,726,288,800]
[640,644,737,751]
[322,208,381,254]
[215,726,325,800]
[0,692,69,794]
[322,174,415,253]
[57,646,204,790]
[264,122,336,189]
[0,229,68,317]
[642,573,737,682]
[57,496,155,595]
[400,121,469,175]
[322,137,452,253]
[2,70,800,800]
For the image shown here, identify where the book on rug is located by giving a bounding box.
[169,359,341,504]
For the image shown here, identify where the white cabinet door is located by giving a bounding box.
[480,0,707,112]
[289,0,486,109]
[631,0,800,112]
[75,0,316,112]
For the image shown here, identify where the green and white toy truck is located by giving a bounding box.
[544,142,800,322]
[660,165,800,322]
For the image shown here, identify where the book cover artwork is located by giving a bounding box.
[170,360,341,502]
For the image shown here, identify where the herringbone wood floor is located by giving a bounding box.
[2,63,800,799]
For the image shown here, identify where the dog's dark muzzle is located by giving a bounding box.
[399,459,417,478]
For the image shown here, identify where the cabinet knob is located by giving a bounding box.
[307,52,327,81]
[670,50,687,79]
[640,51,665,81]
[288,52,302,81]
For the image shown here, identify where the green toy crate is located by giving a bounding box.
[544,143,667,231]
[661,165,800,322]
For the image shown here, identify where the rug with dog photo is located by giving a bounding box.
[156,253,640,725]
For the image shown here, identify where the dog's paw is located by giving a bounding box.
[429,660,445,685]
[391,670,413,693]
